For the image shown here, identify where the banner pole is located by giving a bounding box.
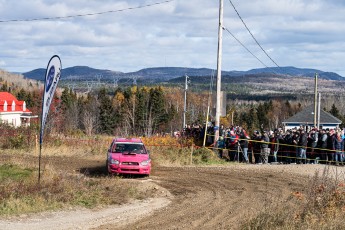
[38,142,42,184]
[38,122,43,184]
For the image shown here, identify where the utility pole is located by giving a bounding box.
[317,92,321,129]
[183,75,189,129]
[231,110,234,126]
[314,73,318,128]
[215,0,224,143]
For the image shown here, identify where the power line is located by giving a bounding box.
[0,0,174,23]
[223,26,269,68]
[227,0,280,68]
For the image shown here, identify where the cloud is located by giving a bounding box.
[0,0,344,76]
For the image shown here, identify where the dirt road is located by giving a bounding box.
[98,165,308,230]
[1,153,336,230]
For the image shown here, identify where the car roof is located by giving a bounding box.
[113,138,143,143]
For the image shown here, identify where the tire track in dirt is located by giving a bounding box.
[98,166,305,230]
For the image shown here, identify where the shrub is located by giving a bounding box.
[8,135,25,149]
[192,147,221,164]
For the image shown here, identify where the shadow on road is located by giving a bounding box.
[79,165,108,177]
[79,165,148,179]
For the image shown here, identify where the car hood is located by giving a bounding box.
[111,153,149,162]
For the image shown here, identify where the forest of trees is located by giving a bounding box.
[1,78,345,137]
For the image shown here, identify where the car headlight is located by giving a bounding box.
[110,159,120,165]
[141,159,151,166]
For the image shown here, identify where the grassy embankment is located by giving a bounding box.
[242,166,345,229]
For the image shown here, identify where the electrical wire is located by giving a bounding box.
[227,0,280,68]
[0,0,174,23]
[223,26,269,68]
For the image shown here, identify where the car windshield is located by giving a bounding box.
[112,143,146,154]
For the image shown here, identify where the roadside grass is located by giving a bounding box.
[0,163,143,217]
[0,164,33,182]
[242,165,345,229]
[149,145,225,166]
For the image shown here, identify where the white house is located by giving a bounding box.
[282,105,341,131]
[0,92,36,127]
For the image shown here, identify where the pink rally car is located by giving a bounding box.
[106,138,151,176]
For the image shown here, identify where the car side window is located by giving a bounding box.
[109,142,115,152]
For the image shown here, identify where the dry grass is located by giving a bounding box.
[242,165,345,229]
[149,145,225,166]
[0,162,145,216]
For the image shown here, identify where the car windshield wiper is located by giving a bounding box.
[123,151,136,155]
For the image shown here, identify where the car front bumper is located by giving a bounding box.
[108,164,151,175]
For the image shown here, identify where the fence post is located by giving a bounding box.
[36,135,38,152]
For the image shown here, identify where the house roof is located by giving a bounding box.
[0,92,17,102]
[0,92,31,113]
[283,105,341,124]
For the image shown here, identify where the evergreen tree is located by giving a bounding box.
[29,90,42,114]
[25,92,34,109]
[256,103,269,131]
[122,86,138,135]
[1,81,8,91]
[329,103,340,118]
[135,87,150,136]
[284,100,293,116]
[98,88,116,134]
[60,88,79,133]
[16,88,27,101]
[246,106,258,131]
[148,87,169,135]
[60,88,75,111]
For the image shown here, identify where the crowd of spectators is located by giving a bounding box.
[179,123,345,165]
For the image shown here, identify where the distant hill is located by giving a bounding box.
[245,66,344,81]
[22,66,344,83]
[23,66,122,81]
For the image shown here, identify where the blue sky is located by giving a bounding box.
[0,0,344,76]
